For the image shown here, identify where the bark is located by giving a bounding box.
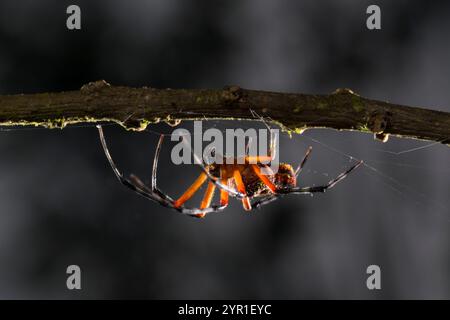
[0,80,449,145]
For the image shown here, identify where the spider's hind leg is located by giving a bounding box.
[97,125,171,205]
[97,126,229,218]
[149,134,175,201]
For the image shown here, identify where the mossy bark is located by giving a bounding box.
[0,80,449,145]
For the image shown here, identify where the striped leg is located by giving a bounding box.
[97,126,228,218]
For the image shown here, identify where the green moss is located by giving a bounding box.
[357,123,371,132]
[164,116,182,127]
[0,115,155,131]
[317,101,328,110]
[294,127,307,134]
[125,119,151,131]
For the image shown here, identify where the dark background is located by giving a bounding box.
[0,0,449,299]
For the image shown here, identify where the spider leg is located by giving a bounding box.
[245,127,279,165]
[200,182,216,209]
[250,195,278,210]
[295,146,313,176]
[233,169,251,211]
[192,181,218,218]
[129,174,156,193]
[173,172,208,207]
[277,160,363,195]
[249,109,278,161]
[97,125,171,205]
[128,139,176,202]
[172,176,228,218]
[245,155,274,163]
[219,178,230,207]
[181,136,246,199]
[144,134,177,202]
[151,134,163,191]
[251,164,277,193]
[149,136,229,217]
[245,136,253,155]
[268,127,278,161]
[97,126,227,218]
[249,160,363,210]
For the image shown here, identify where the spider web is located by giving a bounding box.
[303,134,449,221]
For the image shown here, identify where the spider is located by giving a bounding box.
[97,125,363,218]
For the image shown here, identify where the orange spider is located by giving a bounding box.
[97,126,362,218]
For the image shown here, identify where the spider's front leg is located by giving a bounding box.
[250,195,278,210]
[248,158,363,211]
[277,160,364,196]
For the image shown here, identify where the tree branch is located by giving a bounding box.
[0,80,449,145]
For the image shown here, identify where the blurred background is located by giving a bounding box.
[0,0,449,299]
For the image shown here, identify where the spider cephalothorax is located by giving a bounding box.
[97,126,363,218]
